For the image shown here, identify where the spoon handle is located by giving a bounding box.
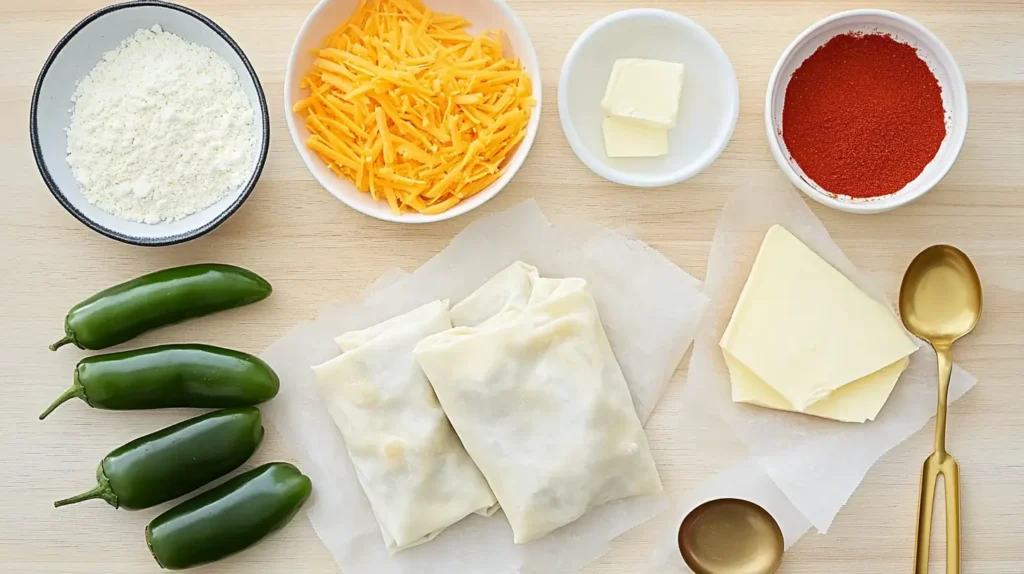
[933,347,953,456]
[914,455,961,574]
[944,458,962,574]
[913,461,937,573]
[913,347,961,574]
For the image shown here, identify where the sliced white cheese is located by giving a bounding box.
[725,353,911,423]
[720,225,918,419]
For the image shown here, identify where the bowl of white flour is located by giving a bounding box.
[30,0,269,246]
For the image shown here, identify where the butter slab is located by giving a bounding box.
[601,58,685,129]
[602,116,668,158]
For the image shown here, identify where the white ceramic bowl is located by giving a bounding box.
[765,9,968,214]
[558,9,739,188]
[30,0,270,246]
[285,0,541,223]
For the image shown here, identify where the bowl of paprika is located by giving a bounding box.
[765,9,968,214]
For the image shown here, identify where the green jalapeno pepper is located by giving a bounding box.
[54,407,263,510]
[39,344,279,419]
[50,264,272,351]
[146,462,312,570]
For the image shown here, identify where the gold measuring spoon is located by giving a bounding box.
[678,498,783,574]
[899,245,982,574]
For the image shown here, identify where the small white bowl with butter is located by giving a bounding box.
[559,9,739,188]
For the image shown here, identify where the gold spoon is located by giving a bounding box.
[678,498,784,574]
[899,245,982,574]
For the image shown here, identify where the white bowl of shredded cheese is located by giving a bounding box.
[31,0,269,246]
[285,0,542,223]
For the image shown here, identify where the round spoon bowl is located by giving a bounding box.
[899,245,982,345]
[678,498,784,574]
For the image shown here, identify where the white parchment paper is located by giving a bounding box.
[678,181,977,533]
[260,199,709,574]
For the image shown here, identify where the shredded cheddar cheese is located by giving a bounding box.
[294,0,535,215]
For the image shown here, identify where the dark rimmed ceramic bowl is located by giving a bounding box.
[30,0,269,246]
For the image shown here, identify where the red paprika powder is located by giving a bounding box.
[782,33,947,199]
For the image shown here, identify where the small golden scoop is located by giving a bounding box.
[899,245,982,574]
[678,499,783,574]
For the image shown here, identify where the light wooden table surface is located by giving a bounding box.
[2,1,1022,572]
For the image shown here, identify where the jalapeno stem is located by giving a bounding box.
[49,335,74,351]
[54,467,117,508]
[54,485,109,507]
[39,382,86,420]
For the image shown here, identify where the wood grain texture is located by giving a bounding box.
[1,0,1022,572]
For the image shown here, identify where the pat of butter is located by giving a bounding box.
[601,58,685,129]
[602,116,668,158]
[719,225,918,422]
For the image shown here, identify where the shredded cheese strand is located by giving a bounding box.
[294,0,534,215]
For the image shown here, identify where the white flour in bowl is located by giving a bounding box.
[65,25,257,224]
